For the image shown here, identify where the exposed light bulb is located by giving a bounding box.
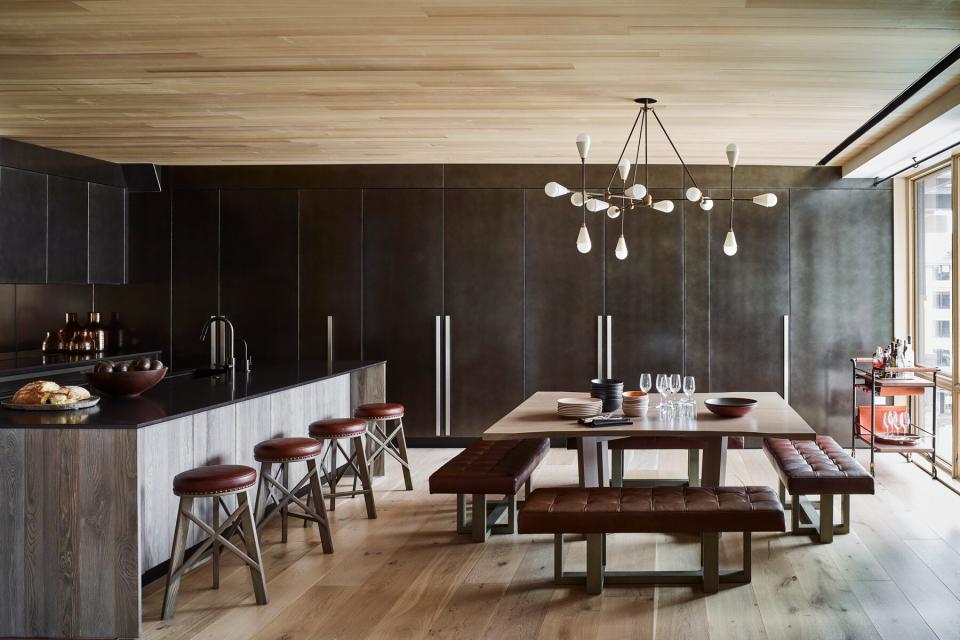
[576,133,591,160]
[576,223,592,253]
[615,234,628,260]
[699,197,714,211]
[585,198,609,212]
[617,158,631,180]
[723,229,738,256]
[725,143,740,168]
[607,205,620,219]
[570,192,585,207]
[544,182,569,198]
[685,187,702,202]
[652,200,675,213]
[753,192,778,207]
[624,183,647,200]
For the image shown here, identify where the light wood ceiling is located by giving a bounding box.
[1,1,959,165]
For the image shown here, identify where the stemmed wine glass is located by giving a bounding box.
[656,374,669,409]
[639,373,652,394]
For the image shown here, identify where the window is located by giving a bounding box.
[937,320,951,338]
[936,291,951,309]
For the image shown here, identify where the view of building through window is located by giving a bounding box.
[916,166,954,466]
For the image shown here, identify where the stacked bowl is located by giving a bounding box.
[590,378,624,412]
[622,391,649,416]
[557,397,602,419]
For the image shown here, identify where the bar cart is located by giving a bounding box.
[850,357,939,478]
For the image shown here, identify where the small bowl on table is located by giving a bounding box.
[85,361,167,397]
[704,397,757,418]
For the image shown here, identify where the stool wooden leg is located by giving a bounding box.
[161,496,195,620]
[306,459,334,553]
[353,434,378,519]
[394,419,413,490]
[236,491,269,605]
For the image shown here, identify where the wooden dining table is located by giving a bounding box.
[482,391,817,487]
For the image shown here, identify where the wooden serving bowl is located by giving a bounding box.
[704,397,757,418]
[84,367,167,397]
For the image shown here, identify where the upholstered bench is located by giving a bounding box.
[609,436,746,487]
[519,486,785,593]
[763,436,874,543]
[429,438,550,542]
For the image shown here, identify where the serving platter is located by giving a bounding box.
[1,395,101,411]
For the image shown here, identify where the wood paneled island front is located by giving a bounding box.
[0,360,385,639]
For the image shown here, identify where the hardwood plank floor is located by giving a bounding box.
[142,447,960,640]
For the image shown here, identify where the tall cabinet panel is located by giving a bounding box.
[362,188,443,437]
[790,189,892,443]
[708,189,789,393]
[220,189,299,363]
[524,189,605,393]
[604,189,685,385]
[299,189,362,361]
[444,189,525,436]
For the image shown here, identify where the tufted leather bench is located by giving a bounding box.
[429,438,550,542]
[608,436,745,488]
[763,436,874,543]
[519,486,784,594]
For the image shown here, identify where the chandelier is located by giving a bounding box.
[543,98,778,258]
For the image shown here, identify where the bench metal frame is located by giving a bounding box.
[455,477,533,542]
[610,448,700,488]
[778,481,851,544]
[553,530,752,594]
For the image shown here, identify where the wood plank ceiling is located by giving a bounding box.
[0,1,959,165]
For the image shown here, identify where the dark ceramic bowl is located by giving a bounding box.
[85,367,167,397]
[704,397,757,418]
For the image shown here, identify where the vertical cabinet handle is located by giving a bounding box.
[444,316,451,436]
[326,315,334,364]
[783,315,790,404]
[597,315,604,379]
[435,316,442,436]
[606,315,613,379]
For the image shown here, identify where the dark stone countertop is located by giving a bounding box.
[0,360,384,429]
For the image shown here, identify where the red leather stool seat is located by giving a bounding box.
[355,402,405,419]
[173,464,257,496]
[254,436,323,462]
[309,417,367,438]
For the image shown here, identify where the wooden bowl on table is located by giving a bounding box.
[85,367,167,397]
[704,397,757,418]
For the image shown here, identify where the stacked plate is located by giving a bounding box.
[557,397,602,419]
[622,390,649,416]
[590,378,624,412]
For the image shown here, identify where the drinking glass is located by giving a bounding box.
[639,373,652,394]
[670,374,682,406]
[656,374,669,408]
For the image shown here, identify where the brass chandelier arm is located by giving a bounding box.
[606,110,643,193]
[650,108,701,192]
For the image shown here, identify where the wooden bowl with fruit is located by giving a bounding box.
[84,357,167,397]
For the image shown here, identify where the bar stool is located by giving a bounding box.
[161,464,267,620]
[308,418,377,518]
[355,402,413,491]
[252,436,333,552]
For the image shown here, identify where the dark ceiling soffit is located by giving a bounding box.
[817,43,960,166]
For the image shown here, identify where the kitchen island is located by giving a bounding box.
[0,360,385,639]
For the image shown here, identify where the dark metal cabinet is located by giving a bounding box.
[47,176,89,283]
[604,191,685,386]
[88,183,126,284]
[789,189,892,443]
[171,189,220,368]
[299,189,362,361]
[220,189,299,363]
[362,188,444,437]
[443,189,525,436]
[524,188,605,393]
[708,189,789,393]
[0,167,47,283]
